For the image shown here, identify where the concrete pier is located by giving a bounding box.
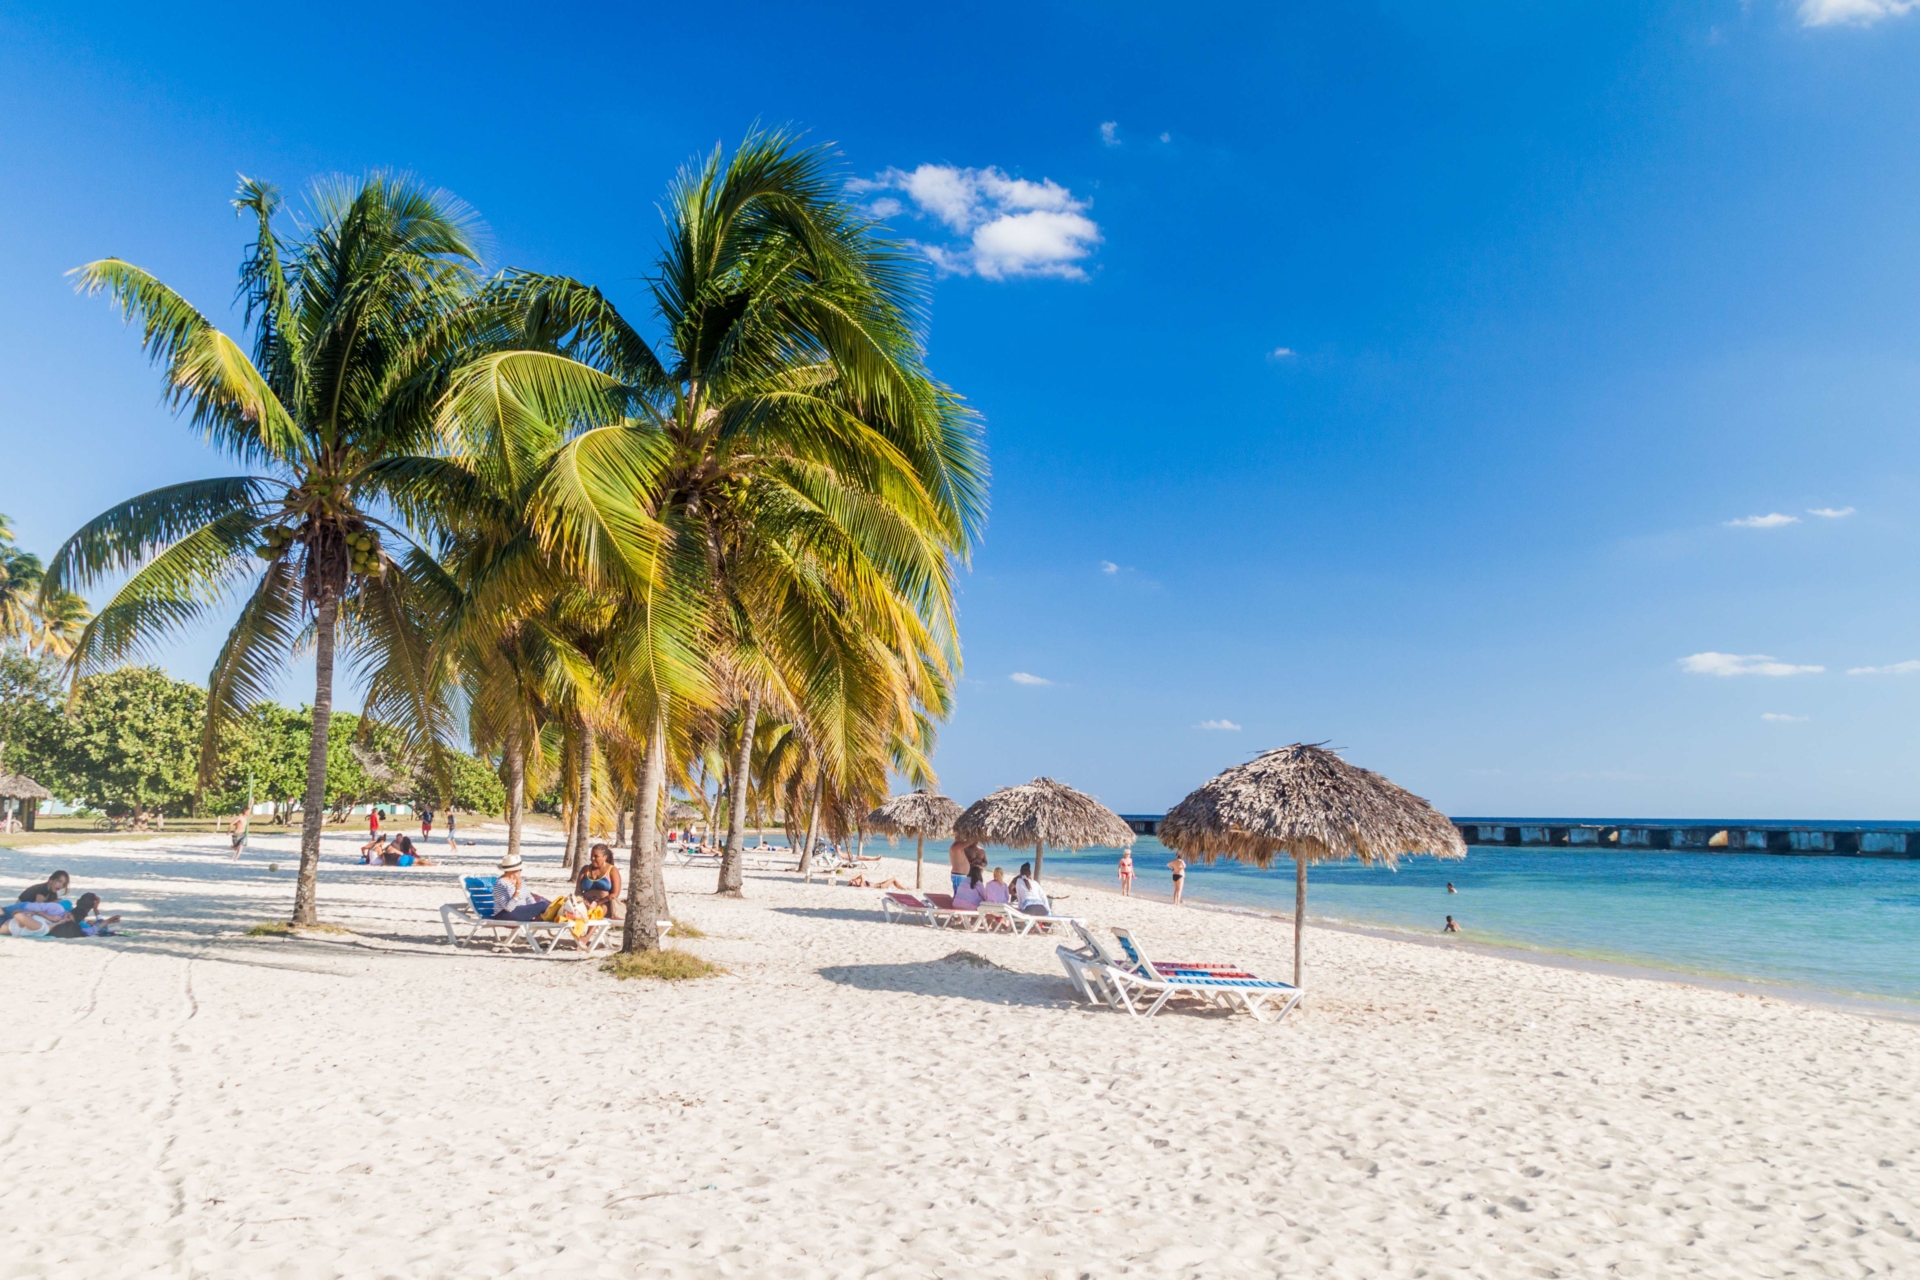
[1118,814,1920,857]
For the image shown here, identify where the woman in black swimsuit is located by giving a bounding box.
[1167,855,1187,905]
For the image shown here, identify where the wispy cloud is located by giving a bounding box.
[853,165,1101,280]
[1009,672,1052,686]
[1808,506,1856,519]
[1847,660,1920,675]
[1680,652,1824,677]
[1799,0,1916,26]
[1761,712,1810,722]
[1725,513,1800,529]
[1195,719,1242,731]
[1098,560,1119,575]
[1267,347,1296,361]
[1158,132,1171,143]
[1099,121,1119,146]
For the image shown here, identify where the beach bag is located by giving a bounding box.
[541,894,593,937]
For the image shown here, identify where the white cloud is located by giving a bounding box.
[1098,560,1118,574]
[1099,121,1120,147]
[1680,652,1825,677]
[1195,719,1242,731]
[1268,347,1296,360]
[1761,712,1810,722]
[1847,660,1920,675]
[1009,672,1052,686]
[1808,506,1856,519]
[856,165,1102,280]
[1799,0,1916,25]
[1158,132,1171,143]
[1725,513,1800,528]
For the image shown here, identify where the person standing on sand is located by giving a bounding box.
[446,810,457,847]
[368,808,380,839]
[229,812,248,861]
[421,809,434,840]
[947,839,971,894]
[1167,854,1187,905]
[1117,850,1135,896]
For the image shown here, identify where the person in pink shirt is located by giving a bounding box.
[980,867,1012,904]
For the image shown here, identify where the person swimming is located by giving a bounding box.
[1443,915,1459,933]
[1446,882,1457,894]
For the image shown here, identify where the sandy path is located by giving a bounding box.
[1,826,1916,1277]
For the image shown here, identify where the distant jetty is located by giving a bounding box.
[1120,814,1920,857]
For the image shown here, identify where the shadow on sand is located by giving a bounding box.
[816,958,1079,1008]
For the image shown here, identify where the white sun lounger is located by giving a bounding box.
[1106,927,1301,1022]
[440,876,629,958]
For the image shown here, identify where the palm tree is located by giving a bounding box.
[440,131,988,947]
[48,175,481,924]
[0,515,90,658]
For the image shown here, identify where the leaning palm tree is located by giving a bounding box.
[440,131,988,947]
[48,175,481,924]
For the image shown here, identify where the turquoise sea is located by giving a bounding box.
[1002,837,1920,1007]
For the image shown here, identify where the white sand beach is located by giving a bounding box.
[2,825,1917,1279]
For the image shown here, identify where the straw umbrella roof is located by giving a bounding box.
[0,772,51,802]
[666,800,704,823]
[954,778,1136,852]
[866,789,962,840]
[1158,743,1465,868]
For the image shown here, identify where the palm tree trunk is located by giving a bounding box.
[796,778,823,876]
[621,714,669,953]
[717,691,758,897]
[291,594,339,926]
[569,726,593,873]
[504,727,525,864]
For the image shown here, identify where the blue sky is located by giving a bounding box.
[5,0,1920,818]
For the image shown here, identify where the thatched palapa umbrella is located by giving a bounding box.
[954,777,1135,878]
[0,771,51,832]
[866,789,962,889]
[1159,743,1465,988]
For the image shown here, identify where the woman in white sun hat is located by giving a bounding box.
[490,853,549,921]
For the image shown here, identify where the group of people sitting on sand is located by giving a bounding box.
[359,831,433,867]
[487,844,626,924]
[0,869,121,938]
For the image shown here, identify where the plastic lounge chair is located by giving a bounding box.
[440,876,617,957]
[880,891,940,925]
[1107,927,1301,1021]
[922,892,984,930]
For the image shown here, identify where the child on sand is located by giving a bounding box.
[1167,855,1187,905]
[1117,850,1135,896]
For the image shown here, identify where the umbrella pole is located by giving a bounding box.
[1034,841,1044,879]
[1294,858,1307,989]
[915,835,924,890]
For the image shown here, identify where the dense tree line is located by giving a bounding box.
[0,653,502,824]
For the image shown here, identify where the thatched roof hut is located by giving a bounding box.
[867,789,962,889]
[954,777,1134,877]
[0,772,51,802]
[1159,743,1465,986]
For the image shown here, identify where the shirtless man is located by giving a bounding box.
[947,839,973,894]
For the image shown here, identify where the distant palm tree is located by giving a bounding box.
[440,131,987,945]
[48,175,482,924]
[0,515,90,659]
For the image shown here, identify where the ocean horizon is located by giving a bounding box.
[984,836,1920,1008]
